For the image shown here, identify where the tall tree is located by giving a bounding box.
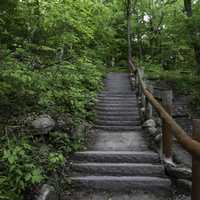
[184,0,200,72]
[184,0,192,17]
[126,0,132,63]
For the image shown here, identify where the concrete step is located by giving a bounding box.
[98,94,136,98]
[96,99,138,103]
[65,190,172,200]
[96,115,140,121]
[95,107,138,112]
[99,91,135,94]
[73,151,160,163]
[96,103,137,107]
[94,125,142,131]
[70,176,171,192]
[96,111,140,116]
[88,131,148,151]
[71,163,166,177]
[97,97,137,101]
[95,120,140,126]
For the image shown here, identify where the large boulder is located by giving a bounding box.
[31,114,55,134]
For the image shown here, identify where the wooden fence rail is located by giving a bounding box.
[128,58,200,200]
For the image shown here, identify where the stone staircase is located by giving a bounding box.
[69,73,172,199]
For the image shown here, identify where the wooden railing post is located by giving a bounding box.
[145,84,154,120]
[161,90,173,160]
[138,68,144,98]
[135,71,139,95]
[192,119,200,200]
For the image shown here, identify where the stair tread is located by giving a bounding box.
[95,120,140,126]
[72,162,165,176]
[71,176,171,182]
[72,162,163,166]
[74,150,158,155]
[94,125,142,131]
[66,190,171,200]
[70,72,172,196]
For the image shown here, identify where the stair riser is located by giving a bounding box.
[73,153,160,163]
[71,177,172,193]
[98,92,135,94]
[97,98,137,101]
[98,95,136,98]
[95,120,140,126]
[96,114,140,118]
[94,126,142,131]
[96,103,137,108]
[96,117,140,121]
[72,164,165,177]
[95,107,139,112]
[96,99,137,103]
[96,111,139,115]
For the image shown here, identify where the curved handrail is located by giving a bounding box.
[128,58,200,160]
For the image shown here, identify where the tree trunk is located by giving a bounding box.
[184,0,192,17]
[183,0,200,72]
[127,0,132,62]
[194,44,200,73]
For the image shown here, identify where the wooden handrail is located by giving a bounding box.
[126,3,200,196]
[128,58,200,160]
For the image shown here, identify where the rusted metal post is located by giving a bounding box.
[192,119,200,200]
[161,90,173,160]
[145,84,154,120]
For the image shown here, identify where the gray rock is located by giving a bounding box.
[72,122,91,139]
[56,113,73,131]
[176,179,192,193]
[37,184,58,200]
[148,127,158,136]
[143,119,156,128]
[166,165,192,180]
[31,114,55,134]
[155,117,162,127]
[155,134,162,144]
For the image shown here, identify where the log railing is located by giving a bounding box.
[128,58,200,200]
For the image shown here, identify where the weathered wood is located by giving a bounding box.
[145,84,154,120]
[161,90,173,159]
[192,119,200,200]
[129,60,200,160]
[138,68,144,98]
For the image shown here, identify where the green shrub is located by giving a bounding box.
[0,139,44,199]
[0,57,104,119]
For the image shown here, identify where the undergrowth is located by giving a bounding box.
[0,49,105,199]
[0,132,86,199]
[142,61,200,113]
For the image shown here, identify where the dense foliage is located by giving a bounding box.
[0,0,200,199]
[130,0,200,110]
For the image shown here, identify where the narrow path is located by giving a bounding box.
[68,73,172,200]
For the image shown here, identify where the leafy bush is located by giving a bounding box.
[48,152,65,172]
[0,139,44,199]
[0,131,86,199]
[0,56,104,120]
